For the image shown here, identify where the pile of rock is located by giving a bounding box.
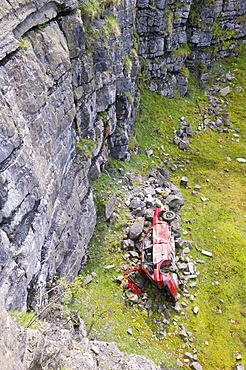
[103,167,201,303]
[103,167,205,368]
[172,71,242,152]
[102,166,243,370]
[173,117,193,150]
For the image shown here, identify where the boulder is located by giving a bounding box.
[220,86,230,97]
[191,362,203,370]
[129,218,145,240]
[165,194,185,210]
[103,195,117,221]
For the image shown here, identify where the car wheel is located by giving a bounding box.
[160,210,176,222]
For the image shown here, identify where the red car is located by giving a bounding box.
[124,208,179,302]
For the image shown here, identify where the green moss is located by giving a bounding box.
[79,0,102,21]
[171,43,191,58]
[164,8,173,36]
[128,135,139,152]
[237,14,246,23]
[37,22,48,30]
[180,66,190,77]
[131,48,138,57]
[79,0,120,22]
[212,22,236,41]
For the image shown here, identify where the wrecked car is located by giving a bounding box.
[124,208,179,302]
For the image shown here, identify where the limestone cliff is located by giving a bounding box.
[0,0,245,313]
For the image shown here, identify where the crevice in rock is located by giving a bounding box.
[0,141,23,172]
[13,199,41,248]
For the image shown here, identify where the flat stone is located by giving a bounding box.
[201,250,213,257]
[128,251,139,258]
[194,185,201,191]
[105,264,115,270]
[127,328,133,335]
[174,302,181,313]
[125,290,139,303]
[145,299,152,309]
[220,86,230,97]
[90,343,100,355]
[185,352,194,360]
[146,149,153,158]
[177,359,183,367]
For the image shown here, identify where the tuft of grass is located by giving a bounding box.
[18,38,31,50]
[9,311,40,329]
[104,14,120,37]
[76,138,96,160]
[123,56,133,76]
[171,42,191,58]
[79,0,102,21]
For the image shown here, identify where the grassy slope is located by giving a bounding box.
[73,49,246,369]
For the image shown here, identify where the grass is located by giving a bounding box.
[9,311,41,329]
[104,14,120,37]
[76,137,96,160]
[76,45,246,369]
[79,0,121,51]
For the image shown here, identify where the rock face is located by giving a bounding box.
[0,0,245,312]
[0,304,161,370]
[0,0,139,311]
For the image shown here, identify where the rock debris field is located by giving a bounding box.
[102,167,213,370]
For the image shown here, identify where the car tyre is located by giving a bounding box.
[159,210,176,222]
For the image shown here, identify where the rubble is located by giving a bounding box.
[103,168,204,366]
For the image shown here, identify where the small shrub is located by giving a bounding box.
[9,311,39,329]
[131,48,138,57]
[213,22,235,41]
[199,63,208,74]
[128,135,139,152]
